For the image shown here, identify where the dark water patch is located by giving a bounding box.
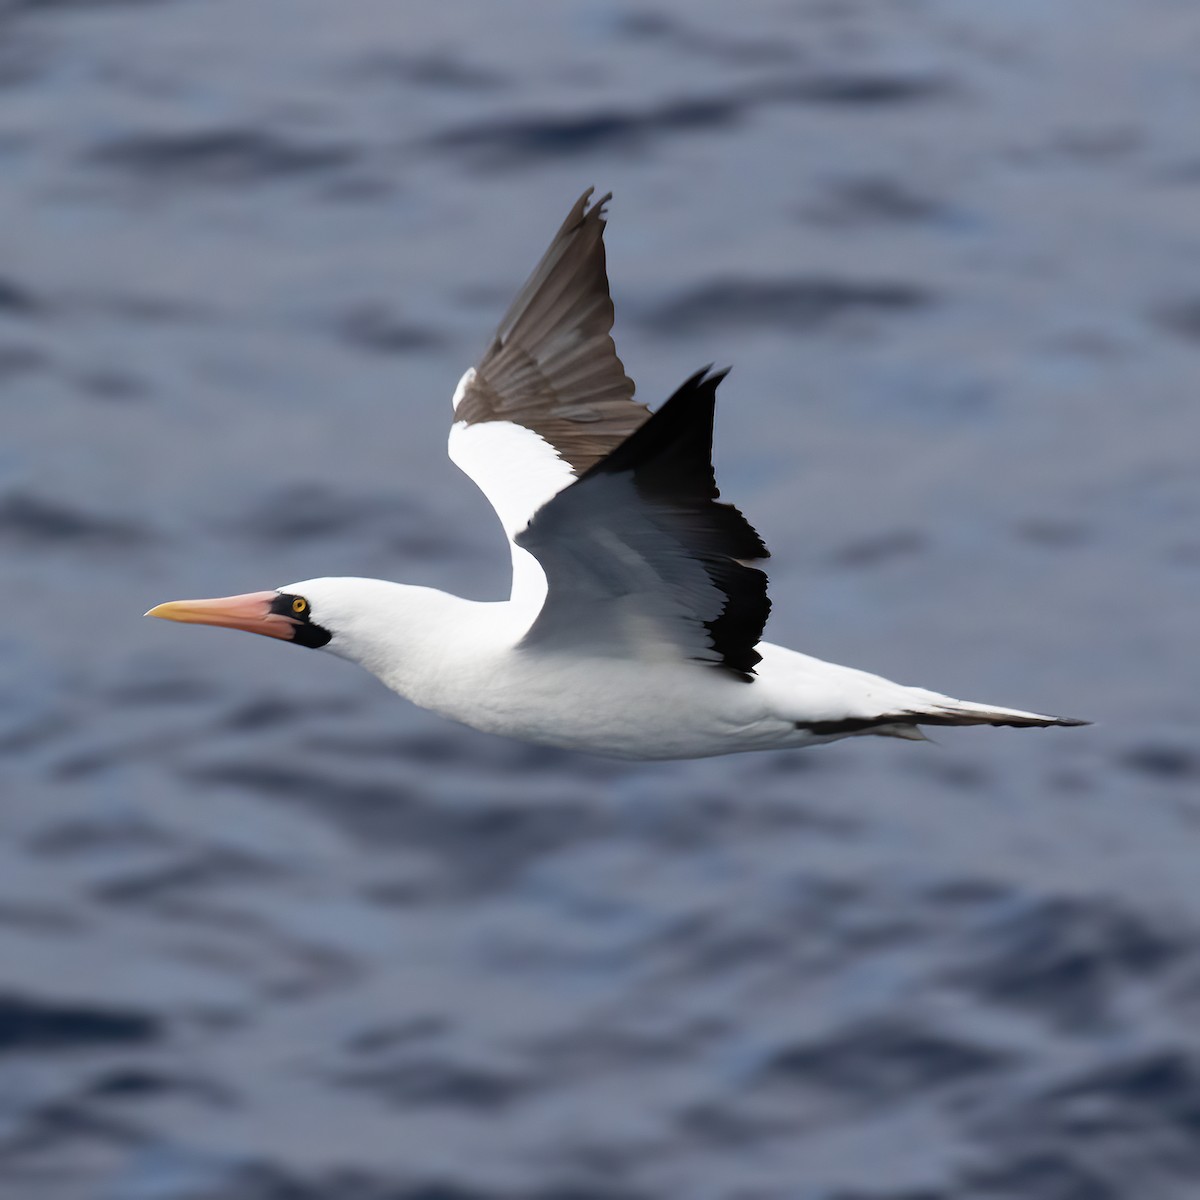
[51,737,168,782]
[1151,298,1200,344]
[631,910,792,984]
[1013,518,1091,548]
[148,1165,521,1200]
[306,729,589,777]
[428,97,743,166]
[86,1068,229,1107]
[0,32,47,89]
[1119,743,1198,780]
[104,676,220,706]
[1046,767,1094,797]
[216,693,359,733]
[182,761,401,817]
[185,760,413,833]
[689,773,849,840]
[0,491,151,547]
[317,172,399,205]
[802,176,953,227]
[829,529,927,568]
[533,1009,728,1083]
[0,902,82,932]
[98,291,213,323]
[0,710,66,754]
[765,73,952,106]
[951,896,1178,1029]
[1041,1052,1200,1144]
[925,879,1013,909]
[1158,158,1200,186]
[236,484,379,541]
[616,11,797,65]
[333,1056,524,1110]
[0,1096,144,1169]
[188,759,594,892]
[0,995,159,1051]
[354,51,508,92]
[761,1020,1007,1100]
[412,799,597,893]
[430,74,950,168]
[750,745,829,778]
[102,1158,337,1200]
[647,276,930,335]
[919,759,993,792]
[831,1190,948,1200]
[1041,327,1129,360]
[363,875,439,907]
[337,303,444,355]
[964,1152,1117,1200]
[977,1055,1200,1198]
[383,1183,502,1200]
[1050,126,1142,163]
[228,484,442,553]
[1170,540,1200,565]
[677,1098,774,1150]
[0,274,41,315]
[31,814,173,857]
[74,367,149,402]
[379,1185,496,1200]
[91,848,284,905]
[9,0,171,11]
[86,1068,173,1098]
[633,788,858,847]
[88,129,359,187]
[345,1017,447,1053]
[308,729,476,767]
[528,1189,650,1200]
[0,343,48,379]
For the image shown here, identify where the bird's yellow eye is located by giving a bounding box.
[291,597,308,615]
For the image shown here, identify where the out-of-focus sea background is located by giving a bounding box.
[2,1,1197,1197]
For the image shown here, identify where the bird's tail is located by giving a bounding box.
[795,698,1088,741]
[779,650,1089,742]
[898,692,1090,731]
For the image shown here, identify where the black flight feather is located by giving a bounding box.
[519,367,771,681]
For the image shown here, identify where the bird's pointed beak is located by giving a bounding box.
[145,591,297,641]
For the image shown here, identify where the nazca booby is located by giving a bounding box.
[147,191,1086,759]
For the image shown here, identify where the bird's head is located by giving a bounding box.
[144,577,447,686]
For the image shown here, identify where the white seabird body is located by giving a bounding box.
[147,190,1085,759]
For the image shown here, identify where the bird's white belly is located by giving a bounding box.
[410,648,794,760]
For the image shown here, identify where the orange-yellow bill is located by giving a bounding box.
[145,591,296,641]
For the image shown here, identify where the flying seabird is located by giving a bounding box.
[147,190,1086,759]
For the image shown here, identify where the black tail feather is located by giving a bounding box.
[797,712,1090,736]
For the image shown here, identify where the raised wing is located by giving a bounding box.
[447,189,652,604]
[516,369,772,681]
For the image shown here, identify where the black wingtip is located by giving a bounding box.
[575,187,613,226]
[590,364,733,481]
[704,363,731,388]
[655,366,730,419]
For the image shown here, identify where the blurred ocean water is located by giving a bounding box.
[1,1,1198,1197]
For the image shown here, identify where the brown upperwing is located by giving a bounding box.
[454,188,652,476]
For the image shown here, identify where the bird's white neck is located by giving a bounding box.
[290,576,530,710]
